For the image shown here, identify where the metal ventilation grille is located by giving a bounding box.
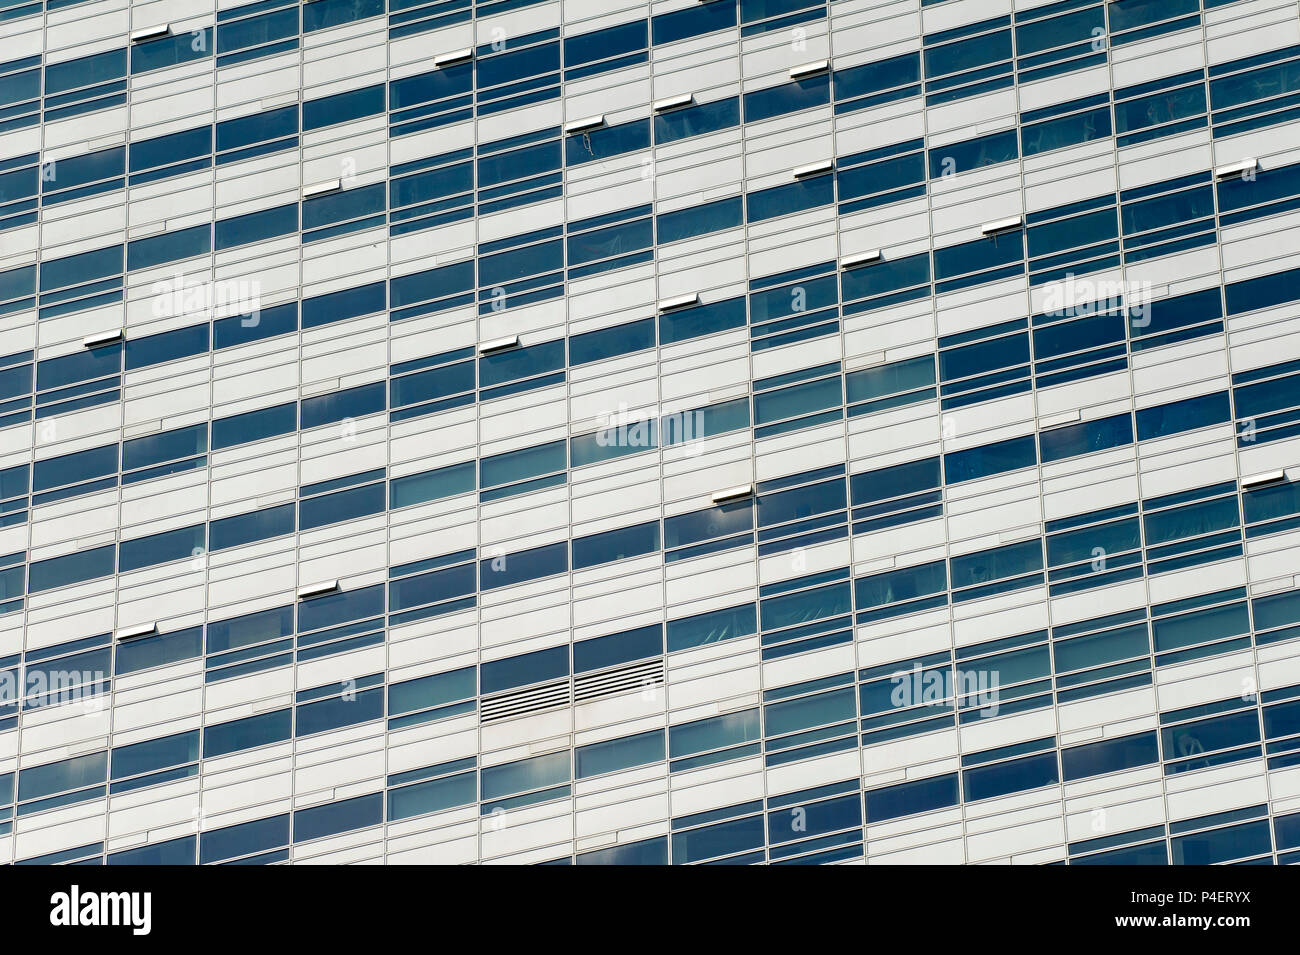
[481,679,571,723]
[574,659,664,704]
[479,660,666,723]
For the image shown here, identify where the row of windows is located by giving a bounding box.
[5,331,1294,632]
[7,51,1298,350]
[643,797,1297,866]
[12,730,1299,865]
[0,1,819,140]
[6,2,1286,226]
[7,29,1296,255]
[2,480,1289,779]
[0,268,1237,506]
[861,712,1288,835]
[853,584,1300,749]
[9,121,1294,331]
[4,149,1296,460]
[8,459,1297,770]
[0,220,1289,584]
[0,0,99,25]
[16,590,1300,819]
[3,0,1295,872]
[3,0,826,81]
[11,510,1298,775]
[9,652,1290,837]
[0,276,1255,555]
[850,473,1298,624]
[2,474,1292,842]
[9,0,1237,146]
[1067,803,1299,865]
[916,0,1250,106]
[4,318,1289,599]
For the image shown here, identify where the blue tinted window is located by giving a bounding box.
[212,402,296,449]
[479,339,564,387]
[1136,392,1230,440]
[19,751,107,801]
[388,562,475,613]
[668,603,757,652]
[654,97,740,143]
[657,197,743,242]
[45,49,125,95]
[949,539,1042,591]
[115,627,202,675]
[659,297,746,344]
[215,202,298,250]
[388,667,475,715]
[200,814,289,863]
[303,281,385,329]
[300,382,385,428]
[214,301,298,349]
[669,709,760,758]
[36,343,120,390]
[576,730,665,778]
[747,175,835,222]
[565,19,645,67]
[569,318,655,365]
[481,751,569,804]
[479,540,567,589]
[388,771,476,820]
[481,646,567,694]
[574,624,663,673]
[296,687,384,736]
[1022,105,1111,155]
[40,245,121,292]
[865,774,957,822]
[204,710,291,758]
[298,584,383,632]
[303,84,384,130]
[389,462,475,507]
[209,504,295,551]
[744,76,830,123]
[834,53,920,103]
[476,40,559,89]
[854,560,947,611]
[119,523,205,572]
[652,1,736,44]
[33,444,117,492]
[944,435,1036,483]
[303,0,382,31]
[924,26,1012,79]
[572,521,659,569]
[124,322,209,369]
[207,606,293,653]
[963,751,1058,801]
[303,183,384,230]
[565,119,651,165]
[479,440,564,488]
[111,730,198,780]
[928,129,1017,176]
[109,835,194,865]
[294,792,383,842]
[131,30,213,74]
[217,6,300,54]
[29,545,114,592]
[217,105,297,152]
[1039,413,1133,462]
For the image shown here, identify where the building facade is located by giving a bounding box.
[0,0,1299,865]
